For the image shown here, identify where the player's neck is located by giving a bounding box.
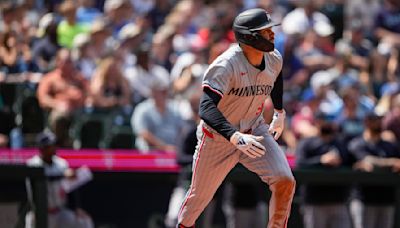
[241,45,264,68]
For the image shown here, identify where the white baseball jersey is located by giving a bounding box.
[26,155,94,228]
[202,43,282,132]
[27,155,68,209]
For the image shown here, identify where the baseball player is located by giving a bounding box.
[177,8,296,228]
[25,131,94,228]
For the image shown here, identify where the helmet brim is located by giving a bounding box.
[249,22,281,31]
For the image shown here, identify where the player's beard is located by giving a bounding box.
[253,34,275,52]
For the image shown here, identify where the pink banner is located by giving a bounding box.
[0,149,180,172]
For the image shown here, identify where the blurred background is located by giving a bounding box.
[0,0,400,227]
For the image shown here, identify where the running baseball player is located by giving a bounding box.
[177,8,296,228]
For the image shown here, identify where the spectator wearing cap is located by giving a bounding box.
[334,85,374,144]
[293,25,336,72]
[72,33,97,81]
[371,0,400,90]
[282,0,332,36]
[282,2,336,71]
[32,13,61,73]
[104,0,134,37]
[124,43,170,105]
[115,23,143,81]
[25,130,94,228]
[310,70,343,116]
[345,0,380,38]
[296,111,353,228]
[348,113,400,228]
[151,24,175,71]
[37,49,90,147]
[57,0,89,49]
[335,20,373,72]
[131,75,183,153]
[130,0,155,16]
[88,19,112,58]
[116,22,144,58]
[76,0,102,25]
[291,70,342,141]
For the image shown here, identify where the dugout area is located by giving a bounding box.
[1,164,400,228]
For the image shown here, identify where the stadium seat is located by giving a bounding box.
[102,126,136,149]
[12,86,46,147]
[70,113,109,149]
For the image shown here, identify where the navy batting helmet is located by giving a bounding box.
[233,8,280,52]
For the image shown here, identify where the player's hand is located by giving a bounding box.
[269,109,285,140]
[320,150,342,167]
[230,131,266,158]
[353,160,374,172]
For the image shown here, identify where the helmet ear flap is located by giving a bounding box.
[253,32,263,41]
[242,33,256,41]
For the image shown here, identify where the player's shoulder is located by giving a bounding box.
[27,155,42,166]
[264,49,283,72]
[53,155,68,164]
[265,49,283,61]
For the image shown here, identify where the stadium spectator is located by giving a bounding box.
[291,70,343,140]
[0,3,25,34]
[32,13,61,73]
[76,0,102,25]
[383,93,400,144]
[371,0,400,95]
[88,18,112,59]
[37,48,89,147]
[25,130,94,228]
[294,25,336,72]
[151,24,175,71]
[103,0,134,37]
[131,74,183,153]
[57,0,89,49]
[335,85,373,144]
[72,34,97,81]
[282,0,332,37]
[147,0,172,32]
[349,113,400,228]
[117,22,145,82]
[335,20,373,72]
[296,111,353,228]
[0,29,38,74]
[90,56,132,109]
[345,0,380,39]
[124,44,170,104]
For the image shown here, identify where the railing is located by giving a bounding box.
[0,165,47,228]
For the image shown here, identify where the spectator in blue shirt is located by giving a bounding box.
[131,74,183,153]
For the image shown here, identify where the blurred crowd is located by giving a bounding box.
[0,0,398,227]
[0,0,398,152]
